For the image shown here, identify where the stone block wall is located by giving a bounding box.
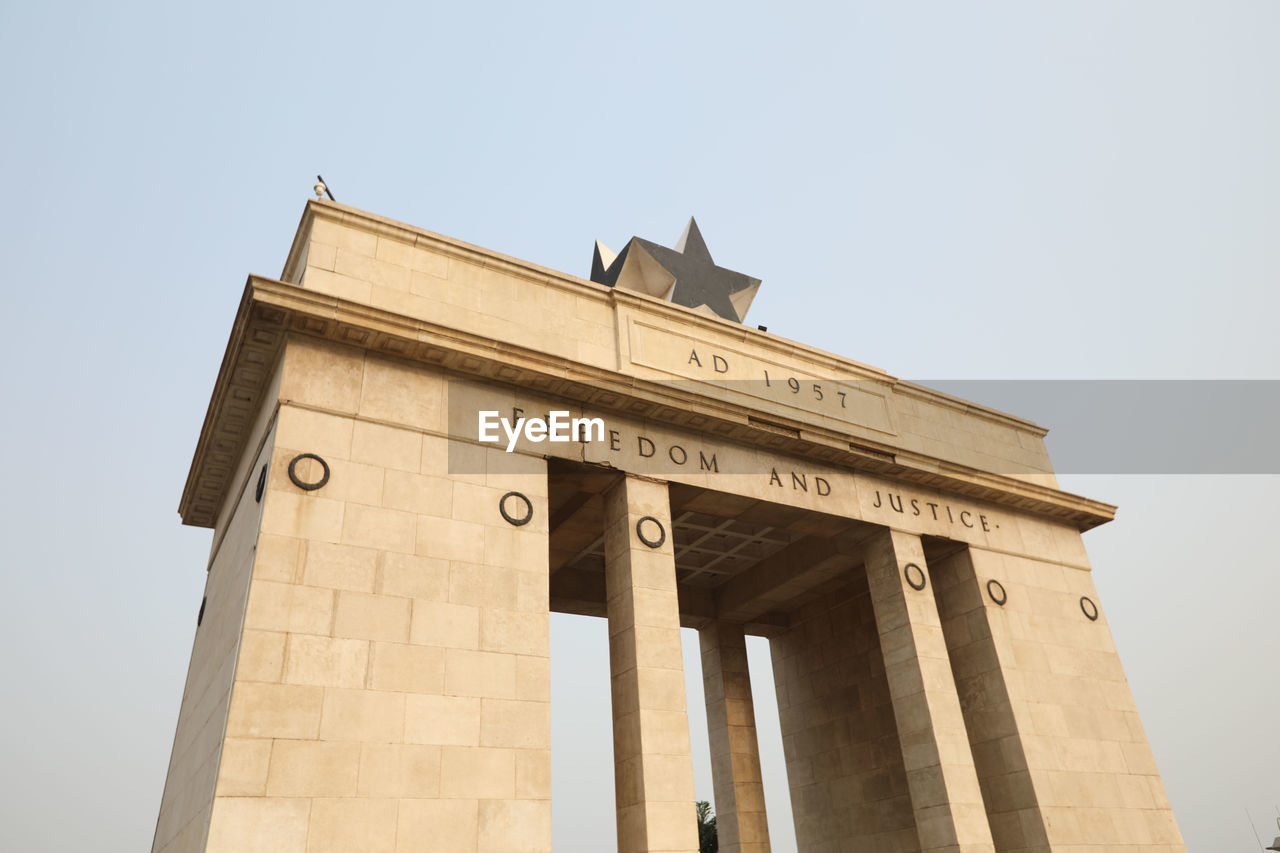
[153,365,283,853]
[931,547,1186,852]
[157,203,1187,852]
[770,570,921,852]
[191,337,552,853]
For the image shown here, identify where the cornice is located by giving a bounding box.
[178,284,287,529]
[284,200,1047,436]
[179,276,1115,531]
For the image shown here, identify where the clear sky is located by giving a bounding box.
[1,2,1277,851]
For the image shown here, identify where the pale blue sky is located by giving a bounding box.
[1,2,1277,851]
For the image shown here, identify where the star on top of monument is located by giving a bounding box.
[590,218,762,323]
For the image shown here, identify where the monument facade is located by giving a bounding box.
[153,200,1186,852]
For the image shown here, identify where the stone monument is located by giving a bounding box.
[152,200,1187,852]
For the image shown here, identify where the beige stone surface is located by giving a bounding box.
[154,405,281,853]
[205,797,309,853]
[604,476,700,853]
[771,569,921,852]
[265,740,361,797]
[700,621,771,853]
[931,545,1187,851]
[369,641,446,694]
[160,201,1184,853]
[397,799,479,851]
[864,529,996,853]
[305,798,398,853]
[225,683,323,740]
[356,743,441,797]
[281,201,1072,494]
[162,328,553,852]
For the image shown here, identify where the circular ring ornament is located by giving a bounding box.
[1080,596,1099,621]
[288,453,330,491]
[986,579,1007,606]
[255,463,268,502]
[903,562,926,591]
[499,491,533,526]
[635,516,666,549]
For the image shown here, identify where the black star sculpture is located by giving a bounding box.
[590,218,761,323]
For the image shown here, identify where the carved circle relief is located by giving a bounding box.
[986,579,1007,606]
[255,463,268,502]
[288,453,331,491]
[1080,596,1099,621]
[499,491,533,526]
[636,516,666,549]
[903,562,927,591]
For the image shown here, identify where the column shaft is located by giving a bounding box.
[864,529,996,853]
[700,621,771,853]
[604,476,699,853]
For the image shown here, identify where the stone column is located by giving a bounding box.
[700,621,770,853]
[864,529,996,853]
[604,476,699,853]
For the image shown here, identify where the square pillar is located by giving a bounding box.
[864,529,996,853]
[604,476,699,853]
[700,621,770,853]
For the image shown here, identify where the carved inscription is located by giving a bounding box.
[689,347,852,416]
[487,404,998,535]
[628,321,896,435]
[869,489,997,532]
